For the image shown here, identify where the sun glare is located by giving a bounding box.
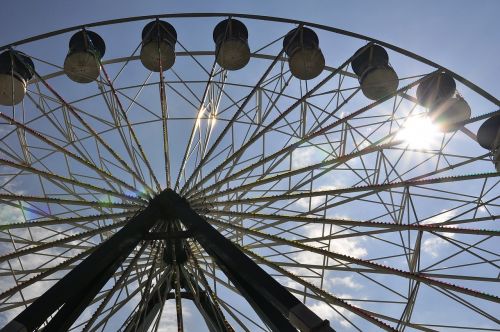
[195,106,206,128]
[396,116,440,149]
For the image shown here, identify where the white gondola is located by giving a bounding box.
[64,30,105,83]
[477,115,500,171]
[140,20,177,72]
[213,19,250,71]
[416,72,473,132]
[283,27,325,80]
[429,95,471,132]
[416,72,455,108]
[351,44,398,100]
[0,50,34,106]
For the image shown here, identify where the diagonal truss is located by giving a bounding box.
[0,13,498,332]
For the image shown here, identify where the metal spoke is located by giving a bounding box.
[0,13,498,332]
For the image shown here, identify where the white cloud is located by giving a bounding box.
[295,185,337,210]
[157,301,192,332]
[421,210,456,258]
[0,204,26,326]
[420,210,456,226]
[308,301,354,328]
[0,205,24,230]
[0,202,95,329]
[309,301,335,319]
[284,223,367,292]
[422,237,446,258]
[329,236,367,259]
[329,276,362,290]
[292,147,317,170]
[298,223,367,258]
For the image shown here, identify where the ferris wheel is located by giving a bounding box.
[0,13,498,332]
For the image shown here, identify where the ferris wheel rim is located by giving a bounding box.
[0,12,497,106]
[0,12,498,332]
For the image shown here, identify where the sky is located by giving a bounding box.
[0,0,498,96]
[0,1,498,331]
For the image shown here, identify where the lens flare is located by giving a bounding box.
[396,115,440,149]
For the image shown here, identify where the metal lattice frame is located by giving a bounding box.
[0,13,498,332]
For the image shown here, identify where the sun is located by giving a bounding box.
[396,115,441,149]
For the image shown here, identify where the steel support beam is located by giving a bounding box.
[2,196,163,332]
[180,267,232,332]
[124,268,174,332]
[2,189,334,332]
[158,189,334,332]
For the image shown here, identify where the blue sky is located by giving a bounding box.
[0,0,499,94]
[0,1,498,331]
